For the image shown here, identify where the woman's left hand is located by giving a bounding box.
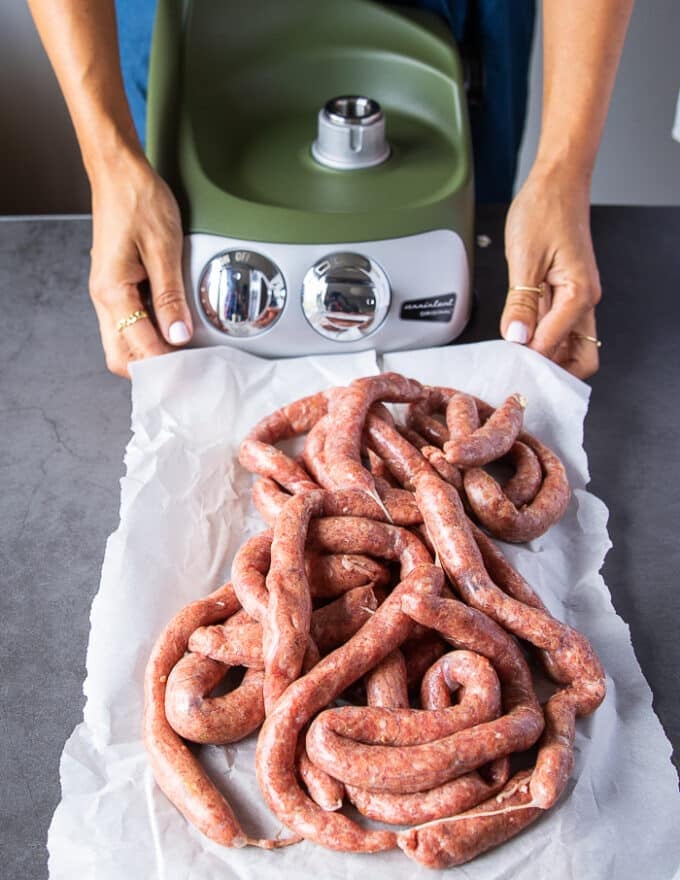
[500,163,602,380]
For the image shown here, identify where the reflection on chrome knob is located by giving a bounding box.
[198,250,286,337]
[301,253,390,341]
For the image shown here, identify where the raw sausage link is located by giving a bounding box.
[297,737,345,812]
[412,473,605,808]
[417,472,604,684]
[407,387,569,540]
[310,585,378,653]
[400,591,544,745]
[251,477,289,526]
[304,405,423,522]
[189,616,264,668]
[306,552,391,598]
[397,768,541,868]
[345,758,510,826]
[422,446,463,490]
[312,655,500,753]
[191,586,378,668]
[306,650,531,795]
[143,582,289,848]
[415,471,569,648]
[231,531,272,622]
[350,600,510,825]
[367,448,400,486]
[407,387,498,447]
[406,386,454,446]
[229,524,321,692]
[444,390,479,438]
[308,516,433,575]
[469,522,548,611]
[165,655,264,744]
[324,373,423,501]
[364,410,435,491]
[302,414,335,489]
[365,650,409,709]
[396,424,431,452]
[255,565,443,852]
[421,651,460,710]
[239,391,328,493]
[503,440,543,508]
[230,522,393,613]
[444,393,526,467]
[264,492,324,710]
[403,632,448,690]
[530,631,606,808]
[395,424,462,488]
[252,474,421,527]
[463,433,570,542]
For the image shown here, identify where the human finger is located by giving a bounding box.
[554,310,600,380]
[96,282,172,377]
[529,271,600,360]
[93,299,131,377]
[501,211,550,345]
[500,282,546,346]
[140,223,193,347]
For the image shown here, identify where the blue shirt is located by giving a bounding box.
[115,0,535,202]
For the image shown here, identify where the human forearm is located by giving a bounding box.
[500,1,634,378]
[28,0,193,373]
[535,0,634,180]
[27,0,143,183]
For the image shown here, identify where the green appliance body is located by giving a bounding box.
[147,0,474,356]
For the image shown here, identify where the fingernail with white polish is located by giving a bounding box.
[168,321,191,345]
[506,321,529,344]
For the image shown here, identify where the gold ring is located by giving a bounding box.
[116,309,149,333]
[571,333,602,348]
[508,284,544,297]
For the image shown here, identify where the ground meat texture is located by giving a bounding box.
[165,656,265,745]
[463,432,570,543]
[324,373,423,499]
[365,650,409,709]
[255,565,443,852]
[305,651,535,795]
[263,492,324,710]
[397,768,542,868]
[239,391,329,493]
[444,393,526,468]
[345,758,510,826]
[503,440,543,507]
[142,582,249,847]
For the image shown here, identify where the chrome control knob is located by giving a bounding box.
[198,251,286,337]
[301,253,390,341]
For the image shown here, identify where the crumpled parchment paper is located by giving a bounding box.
[47,341,680,880]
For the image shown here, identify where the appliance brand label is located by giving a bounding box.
[399,293,457,323]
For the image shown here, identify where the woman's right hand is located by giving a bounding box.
[89,154,193,377]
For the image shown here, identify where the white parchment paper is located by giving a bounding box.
[48,341,680,880]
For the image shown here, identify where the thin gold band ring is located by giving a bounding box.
[116,310,149,333]
[571,333,602,348]
[508,284,544,298]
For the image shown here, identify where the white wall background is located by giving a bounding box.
[1,0,679,214]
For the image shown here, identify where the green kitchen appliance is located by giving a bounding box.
[146,0,474,356]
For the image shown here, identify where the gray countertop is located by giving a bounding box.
[1,207,679,879]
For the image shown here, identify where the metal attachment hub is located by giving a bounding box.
[312,95,390,170]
